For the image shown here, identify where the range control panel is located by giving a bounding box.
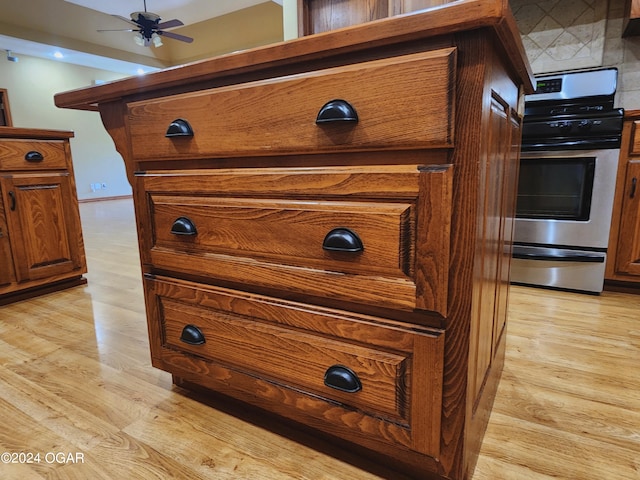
[526,68,617,102]
[535,78,562,94]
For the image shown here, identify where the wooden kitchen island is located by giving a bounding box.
[55,2,533,478]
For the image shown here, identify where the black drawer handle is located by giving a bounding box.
[322,228,363,253]
[631,177,637,199]
[324,365,362,393]
[165,118,194,137]
[316,99,358,124]
[8,191,16,211]
[180,324,205,345]
[170,217,197,236]
[25,151,44,162]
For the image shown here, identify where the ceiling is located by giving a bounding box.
[0,0,283,76]
[64,0,275,29]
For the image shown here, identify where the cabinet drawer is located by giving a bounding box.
[151,196,412,278]
[145,276,444,457]
[0,140,68,170]
[127,48,455,160]
[140,164,453,315]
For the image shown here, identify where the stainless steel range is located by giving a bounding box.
[511,68,624,293]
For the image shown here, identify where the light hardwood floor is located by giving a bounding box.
[1,198,639,479]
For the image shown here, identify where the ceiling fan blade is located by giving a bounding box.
[159,31,194,43]
[111,14,140,27]
[157,19,184,29]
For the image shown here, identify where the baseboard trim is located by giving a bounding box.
[79,195,133,203]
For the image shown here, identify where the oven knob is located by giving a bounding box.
[578,120,593,131]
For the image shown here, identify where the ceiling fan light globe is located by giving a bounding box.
[133,33,145,46]
[152,33,163,47]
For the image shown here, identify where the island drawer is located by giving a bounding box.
[145,276,444,457]
[0,139,68,170]
[138,164,453,315]
[126,48,455,160]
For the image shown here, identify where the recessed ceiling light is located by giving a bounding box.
[53,51,64,59]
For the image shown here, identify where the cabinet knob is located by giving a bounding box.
[165,118,194,137]
[322,228,363,253]
[324,365,362,393]
[316,99,358,124]
[170,217,197,236]
[180,324,205,345]
[25,151,44,162]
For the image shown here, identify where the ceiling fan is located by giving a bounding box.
[98,0,194,47]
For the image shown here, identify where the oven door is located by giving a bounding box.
[514,148,619,250]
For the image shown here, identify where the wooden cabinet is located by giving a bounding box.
[0,128,87,304]
[606,111,640,286]
[299,0,449,35]
[623,0,640,36]
[0,195,15,286]
[0,89,12,127]
[54,2,532,479]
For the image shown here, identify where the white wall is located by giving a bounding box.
[282,0,299,40]
[0,55,132,200]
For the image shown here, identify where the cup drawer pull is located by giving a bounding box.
[180,324,205,345]
[322,228,363,253]
[25,151,44,162]
[170,217,198,236]
[315,99,358,124]
[324,365,362,393]
[165,118,194,137]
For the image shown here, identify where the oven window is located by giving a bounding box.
[516,157,596,220]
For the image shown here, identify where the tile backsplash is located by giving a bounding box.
[511,0,608,73]
[511,0,640,109]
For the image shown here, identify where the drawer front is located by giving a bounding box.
[145,276,444,457]
[127,48,455,160]
[151,196,413,279]
[0,140,68,170]
[140,164,453,315]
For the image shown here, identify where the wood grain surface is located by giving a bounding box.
[0,198,638,479]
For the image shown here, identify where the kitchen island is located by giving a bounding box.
[55,2,533,478]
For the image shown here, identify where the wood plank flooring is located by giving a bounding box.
[1,198,639,479]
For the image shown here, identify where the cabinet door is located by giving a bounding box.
[615,159,640,275]
[1,173,84,282]
[0,190,16,286]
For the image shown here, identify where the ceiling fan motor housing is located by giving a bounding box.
[131,12,162,39]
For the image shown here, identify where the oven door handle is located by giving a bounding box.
[512,246,605,263]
